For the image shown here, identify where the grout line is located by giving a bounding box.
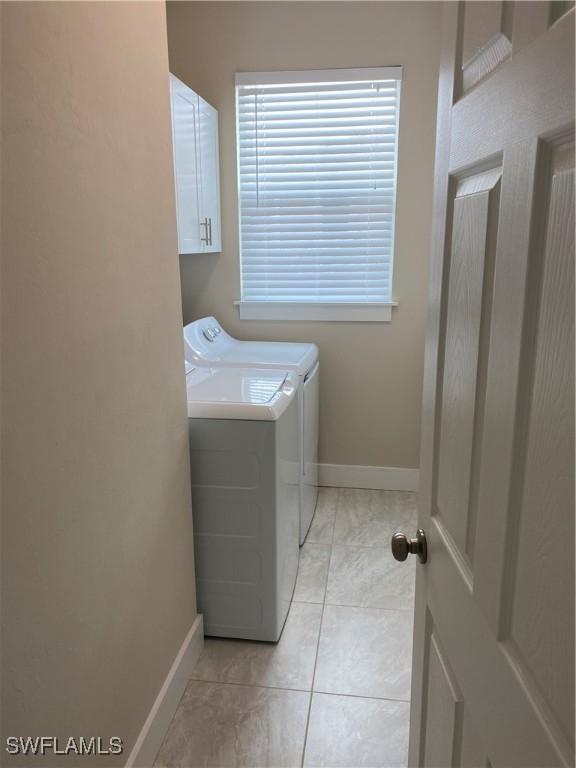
[291,599,324,606]
[300,488,339,767]
[311,689,411,705]
[188,677,312,695]
[188,676,411,706]
[293,598,415,613]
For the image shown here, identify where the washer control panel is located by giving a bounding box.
[202,325,222,342]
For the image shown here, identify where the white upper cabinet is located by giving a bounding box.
[170,75,201,254]
[170,74,221,254]
[197,98,222,252]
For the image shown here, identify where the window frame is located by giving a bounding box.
[235,67,402,322]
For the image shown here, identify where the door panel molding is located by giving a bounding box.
[423,633,464,767]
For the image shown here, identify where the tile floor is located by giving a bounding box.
[156,488,417,768]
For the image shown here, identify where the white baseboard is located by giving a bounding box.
[126,614,204,768]
[319,464,419,491]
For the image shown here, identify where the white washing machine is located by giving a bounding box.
[186,361,300,641]
[183,317,319,545]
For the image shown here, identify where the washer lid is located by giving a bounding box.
[183,317,318,376]
[214,341,318,374]
[186,367,298,421]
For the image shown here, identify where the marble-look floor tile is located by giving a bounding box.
[305,488,338,544]
[326,545,415,611]
[303,693,410,768]
[192,601,322,690]
[294,543,331,603]
[333,490,418,548]
[314,605,413,700]
[155,681,309,768]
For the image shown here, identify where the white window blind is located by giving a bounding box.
[236,68,401,321]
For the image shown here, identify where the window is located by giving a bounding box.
[235,67,402,321]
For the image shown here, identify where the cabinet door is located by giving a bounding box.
[170,75,202,254]
[198,97,222,252]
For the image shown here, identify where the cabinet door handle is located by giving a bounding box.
[207,218,212,246]
[200,217,209,245]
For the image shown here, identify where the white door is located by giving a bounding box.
[407,3,574,766]
[170,75,202,254]
[198,97,222,252]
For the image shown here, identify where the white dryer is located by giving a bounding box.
[186,362,300,641]
[183,317,319,545]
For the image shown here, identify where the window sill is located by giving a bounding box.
[235,301,397,322]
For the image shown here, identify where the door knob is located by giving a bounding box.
[391,529,427,563]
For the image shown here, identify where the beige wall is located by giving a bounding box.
[167,1,441,470]
[1,2,196,764]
